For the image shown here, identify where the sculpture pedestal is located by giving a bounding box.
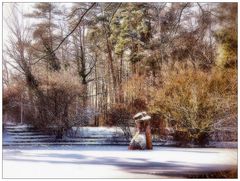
[145,123,153,150]
[128,120,152,150]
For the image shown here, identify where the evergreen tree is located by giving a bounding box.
[214,3,237,68]
[110,3,152,73]
[26,3,62,71]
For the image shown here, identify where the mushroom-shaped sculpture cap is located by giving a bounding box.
[133,112,151,122]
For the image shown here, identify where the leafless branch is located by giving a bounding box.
[85,56,97,77]
[32,2,96,65]
[110,3,122,24]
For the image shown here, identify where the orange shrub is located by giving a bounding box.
[148,68,237,145]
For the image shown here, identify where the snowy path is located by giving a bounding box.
[3,146,237,178]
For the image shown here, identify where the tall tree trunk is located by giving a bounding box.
[119,53,124,103]
[81,80,88,109]
[75,25,89,109]
[106,35,118,103]
[94,59,99,126]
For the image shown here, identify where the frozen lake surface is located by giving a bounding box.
[3,145,237,178]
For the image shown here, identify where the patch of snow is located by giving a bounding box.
[208,141,238,148]
[71,127,136,138]
[4,124,32,129]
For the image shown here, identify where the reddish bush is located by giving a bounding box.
[107,104,133,140]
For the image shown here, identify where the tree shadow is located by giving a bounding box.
[155,147,221,154]
[3,150,237,178]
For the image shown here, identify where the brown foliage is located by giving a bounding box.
[22,70,84,137]
[127,98,147,115]
[123,75,149,102]
[149,68,237,145]
[3,80,26,123]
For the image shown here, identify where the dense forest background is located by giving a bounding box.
[3,2,237,143]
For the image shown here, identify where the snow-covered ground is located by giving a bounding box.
[3,145,237,178]
[71,126,127,137]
